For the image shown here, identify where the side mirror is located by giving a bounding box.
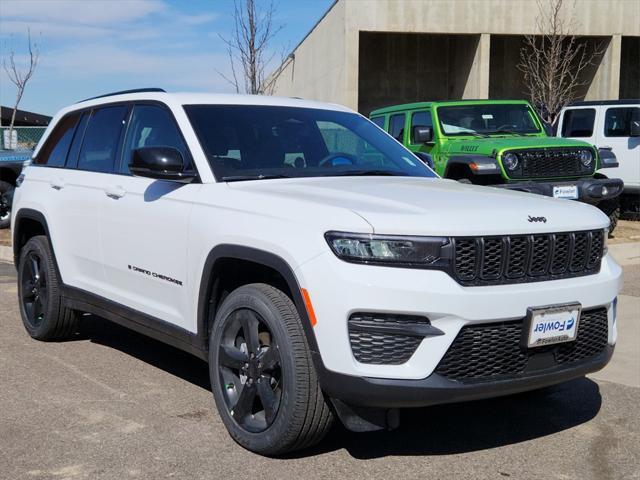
[630,120,640,137]
[413,126,433,144]
[413,151,435,169]
[130,147,196,183]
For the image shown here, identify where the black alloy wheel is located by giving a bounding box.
[217,308,282,432]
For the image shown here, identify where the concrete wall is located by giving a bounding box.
[265,1,349,105]
[357,32,480,115]
[268,0,640,111]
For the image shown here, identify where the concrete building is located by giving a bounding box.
[267,0,640,115]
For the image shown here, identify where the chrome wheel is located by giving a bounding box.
[217,308,282,433]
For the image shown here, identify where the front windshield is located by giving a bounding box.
[184,105,436,181]
[437,104,542,136]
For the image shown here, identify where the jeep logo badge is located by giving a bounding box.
[528,215,547,223]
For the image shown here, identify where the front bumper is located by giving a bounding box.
[315,345,614,408]
[494,177,624,204]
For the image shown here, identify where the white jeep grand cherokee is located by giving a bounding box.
[11,89,621,455]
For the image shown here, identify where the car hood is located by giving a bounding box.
[445,135,595,157]
[226,176,608,236]
[447,135,591,155]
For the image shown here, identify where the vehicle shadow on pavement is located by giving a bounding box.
[300,377,602,458]
[75,314,602,459]
[76,314,211,391]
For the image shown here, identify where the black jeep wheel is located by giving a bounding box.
[209,283,333,455]
[0,180,13,229]
[599,198,620,235]
[18,236,78,340]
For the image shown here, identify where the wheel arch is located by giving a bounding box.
[12,209,55,270]
[196,245,320,360]
[0,166,20,186]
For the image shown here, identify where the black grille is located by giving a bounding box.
[434,307,608,383]
[453,229,604,286]
[348,314,429,365]
[506,147,595,179]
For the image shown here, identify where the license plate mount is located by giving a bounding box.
[553,185,579,199]
[523,302,582,349]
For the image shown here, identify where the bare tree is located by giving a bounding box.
[3,29,40,149]
[518,0,605,125]
[218,0,283,94]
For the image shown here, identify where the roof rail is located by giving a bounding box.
[77,88,166,103]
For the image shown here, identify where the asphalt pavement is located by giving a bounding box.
[1,244,638,480]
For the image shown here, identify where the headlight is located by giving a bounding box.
[325,231,450,267]
[578,149,593,167]
[502,152,519,171]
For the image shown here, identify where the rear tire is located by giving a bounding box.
[17,236,78,340]
[0,180,13,229]
[599,198,620,235]
[209,283,333,455]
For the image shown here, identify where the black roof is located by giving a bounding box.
[0,106,51,126]
[569,99,640,106]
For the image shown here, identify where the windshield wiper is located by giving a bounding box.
[221,174,291,182]
[332,170,403,177]
[464,131,490,138]
[491,129,525,136]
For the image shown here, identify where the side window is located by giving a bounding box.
[410,111,433,143]
[604,107,640,137]
[561,109,595,137]
[370,116,385,129]
[77,105,129,173]
[121,104,190,174]
[65,112,90,169]
[389,113,405,142]
[34,112,80,166]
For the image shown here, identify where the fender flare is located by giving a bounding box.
[12,208,56,270]
[196,244,321,362]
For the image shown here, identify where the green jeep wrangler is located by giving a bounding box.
[370,100,623,231]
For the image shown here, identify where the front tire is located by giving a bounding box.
[599,198,620,235]
[18,236,78,340]
[209,283,333,455]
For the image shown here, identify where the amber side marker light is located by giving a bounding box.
[301,288,318,327]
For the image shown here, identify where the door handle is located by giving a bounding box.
[50,178,65,190]
[105,185,126,200]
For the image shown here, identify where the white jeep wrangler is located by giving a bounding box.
[12,89,621,455]
[557,100,640,223]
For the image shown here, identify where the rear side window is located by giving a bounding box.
[604,107,640,137]
[389,113,405,142]
[77,105,129,173]
[34,113,80,166]
[410,111,433,143]
[370,116,385,129]
[561,109,595,137]
[65,112,90,169]
[120,104,190,174]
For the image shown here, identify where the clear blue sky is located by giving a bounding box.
[0,0,334,116]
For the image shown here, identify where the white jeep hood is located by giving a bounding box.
[227,176,609,236]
